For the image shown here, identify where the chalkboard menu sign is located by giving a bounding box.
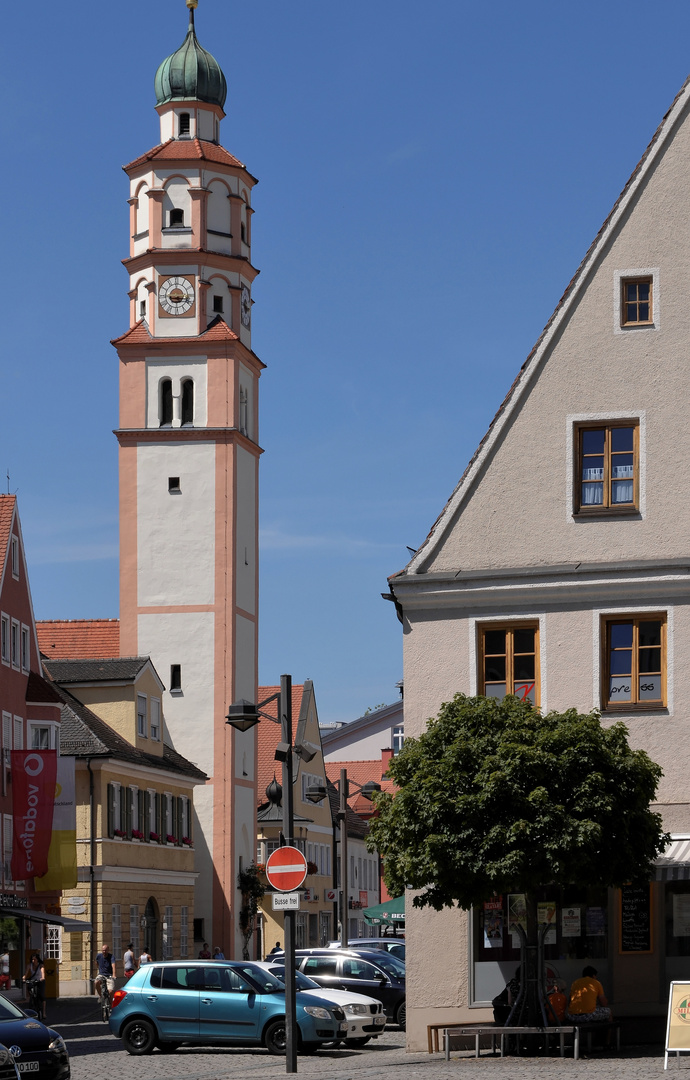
[620,883,652,953]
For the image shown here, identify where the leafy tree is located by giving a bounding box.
[237,864,266,961]
[367,694,668,1024]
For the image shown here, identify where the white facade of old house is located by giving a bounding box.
[390,74,690,1049]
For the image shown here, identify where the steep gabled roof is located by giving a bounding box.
[398,74,690,578]
[257,684,305,802]
[54,682,206,780]
[36,619,120,660]
[25,670,63,705]
[43,657,153,685]
[0,497,15,583]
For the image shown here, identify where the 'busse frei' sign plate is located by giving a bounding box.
[272,892,300,911]
[266,846,308,891]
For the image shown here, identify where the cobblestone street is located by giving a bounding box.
[43,999,680,1080]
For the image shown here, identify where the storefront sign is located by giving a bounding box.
[665,982,690,1065]
[619,883,653,953]
[11,751,57,881]
[0,895,27,909]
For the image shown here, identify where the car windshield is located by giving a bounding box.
[238,964,286,994]
[0,999,29,1022]
[268,966,321,992]
[371,954,406,978]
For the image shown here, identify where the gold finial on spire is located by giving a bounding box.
[186,0,198,8]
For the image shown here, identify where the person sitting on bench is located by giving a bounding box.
[566,965,612,1024]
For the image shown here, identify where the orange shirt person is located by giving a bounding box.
[566,965,611,1023]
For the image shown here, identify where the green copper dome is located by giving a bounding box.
[154,9,227,109]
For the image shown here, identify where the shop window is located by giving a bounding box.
[602,614,666,710]
[479,623,539,704]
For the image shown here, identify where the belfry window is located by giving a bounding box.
[213,295,224,313]
[169,208,184,228]
[179,112,190,136]
[239,387,248,435]
[159,379,173,426]
[181,379,194,426]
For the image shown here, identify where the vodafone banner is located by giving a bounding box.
[11,751,58,881]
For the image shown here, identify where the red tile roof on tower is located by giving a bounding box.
[124,138,249,173]
[0,495,16,574]
[112,316,240,348]
[324,753,397,815]
[256,684,305,805]
[36,620,120,660]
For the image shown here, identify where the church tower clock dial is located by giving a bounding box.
[113,0,263,959]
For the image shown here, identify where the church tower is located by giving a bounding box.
[113,0,261,955]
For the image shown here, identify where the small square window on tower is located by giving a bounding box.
[179,112,191,136]
[213,295,223,313]
[170,664,182,693]
[621,277,653,326]
[168,477,181,493]
[169,208,184,228]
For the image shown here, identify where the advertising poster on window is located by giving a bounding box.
[538,901,557,944]
[508,893,527,948]
[483,898,503,947]
[11,750,57,881]
[673,895,690,938]
[562,906,582,938]
[586,906,606,937]
[35,755,77,892]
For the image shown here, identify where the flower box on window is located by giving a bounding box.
[182,836,193,846]
[131,829,144,840]
[149,831,160,842]
[306,861,318,875]
[166,834,177,845]
[113,829,126,839]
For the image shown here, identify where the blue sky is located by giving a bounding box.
[5,0,690,722]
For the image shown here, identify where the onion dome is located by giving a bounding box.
[155,4,227,109]
[266,777,282,806]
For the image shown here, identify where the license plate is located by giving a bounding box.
[17,1063,39,1072]
[374,1016,385,1025]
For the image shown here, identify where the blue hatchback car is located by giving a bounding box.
[109,961,348,1055]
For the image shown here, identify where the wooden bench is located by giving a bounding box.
[432,1021,621,1061]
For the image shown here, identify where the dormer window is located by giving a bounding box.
[179,112,191,136]
[181,379,194,426]
[169,208,184,228]
[160,379,173,426]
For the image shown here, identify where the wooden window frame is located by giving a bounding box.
[574,421,639,517]
[621,276,653,327]
[478,621,540,706]
[601,613,667,712]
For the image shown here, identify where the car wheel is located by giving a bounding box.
[264,1019,287,1055]
[395,1001,406,1029]
[347,1036,371,1048]
[158,1041,181,1053]
[122,1018,157,1056]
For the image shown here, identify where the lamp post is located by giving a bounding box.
[305,771,380,949]
[226,675,316,1074]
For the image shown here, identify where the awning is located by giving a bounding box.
[0,908,93,933]
[363,895,405,926]
[655,838,690,880]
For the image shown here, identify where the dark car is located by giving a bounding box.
[0,999,68,1080]
[334,939,406,962]
[287,950,406,1028]
[109,960,348,1055]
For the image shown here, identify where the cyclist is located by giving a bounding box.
[94,943,116,1012]
[22,953,46,1021]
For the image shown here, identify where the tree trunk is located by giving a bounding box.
[508,893,549,1028]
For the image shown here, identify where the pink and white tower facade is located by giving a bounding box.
[113,0,261,954]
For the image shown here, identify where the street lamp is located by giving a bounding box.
[227,674,313,1075]
[305,770,380,949]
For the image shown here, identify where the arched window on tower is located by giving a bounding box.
[159,379,173,427]
[179,112,190,136]
[181,379,194,426]
[239,387,248,436]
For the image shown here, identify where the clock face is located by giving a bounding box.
[241,284,251,328]
[159,276,195,316]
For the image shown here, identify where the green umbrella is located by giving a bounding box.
[362,895,405,926]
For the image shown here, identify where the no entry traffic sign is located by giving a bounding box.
[266,846,308,892]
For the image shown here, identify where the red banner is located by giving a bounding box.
[11,751,57,880]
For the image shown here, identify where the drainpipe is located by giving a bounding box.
[86,759,96,987]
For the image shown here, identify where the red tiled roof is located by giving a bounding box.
[124,138,247,172]
[0,496,16,579]
[36,620,120,660]
[324,756,397,815]
[256,684,305,805]
[112,316,239,348]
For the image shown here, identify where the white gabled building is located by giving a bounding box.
[389,69,690,1048]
